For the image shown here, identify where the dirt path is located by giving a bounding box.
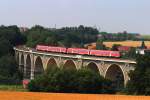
[0,91,150,100]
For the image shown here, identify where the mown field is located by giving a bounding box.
[104,41,150,48]
[0,91,150,100]
[0,85,150,100]
[88,41,150,49]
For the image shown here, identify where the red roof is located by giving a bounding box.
[147,47,150,50]
[118,46,130,51]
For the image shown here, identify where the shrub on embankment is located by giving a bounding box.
[28,68,116,94]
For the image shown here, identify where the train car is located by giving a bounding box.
[36,45,49,51]
[110,51,121,57]
[90,50,120,58]
[47,46,67,53]
[59,47,67,53]
[67,48,90,55]
[90,50,110,57]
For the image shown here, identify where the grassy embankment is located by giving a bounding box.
[0,85,27,91]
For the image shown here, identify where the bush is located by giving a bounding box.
[28,68,116,94]
[0,55,22,85]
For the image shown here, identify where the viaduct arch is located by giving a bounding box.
[34,56,44,78]
[105,64,124,90]
[63,60,77,70]
[20,54,24,74]
[87,62,99,73]
[46,58,59,70]
[25,55,31,79]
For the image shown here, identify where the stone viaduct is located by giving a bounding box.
[14,47,136,87]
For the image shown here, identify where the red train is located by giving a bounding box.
[36,45,121,58]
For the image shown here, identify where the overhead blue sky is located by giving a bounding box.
[0,0,150,34]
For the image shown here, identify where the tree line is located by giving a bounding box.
[0,25,25,84]
[99,31,142,41]
[25,25,99,48]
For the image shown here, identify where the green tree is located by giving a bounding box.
[125,54,150,95]
[26,25,53,47]
[0,55,21,84]
[0,25,26,46]
[96,39,106,50]
[140,40,147,49]
[0,37,13,57]
[123,47,137,59]
[0,25,25,84]
[111,44,121,51]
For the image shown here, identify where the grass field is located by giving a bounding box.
[142,35,150,40]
